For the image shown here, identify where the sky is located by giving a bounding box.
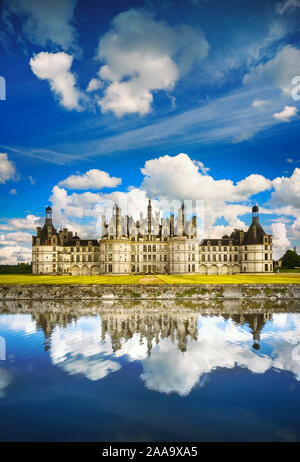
[0,0,300,263]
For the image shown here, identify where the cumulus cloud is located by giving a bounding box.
[0,214,42,231]
[271,168,300,208]
[3,0,79,51]
[273,105,297,122]
[30,52,84,111]
[95,9,209,116]
[58,169,122,190]
[0,153,16,184]
[141,153,271,202]
[271,222,291,259]
[290,216,300,239]
[0,245,31,264]
[86,78,102,93]
[243,45,300,96]
[0,232,32,246]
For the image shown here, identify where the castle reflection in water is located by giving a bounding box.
[1,299,295,355]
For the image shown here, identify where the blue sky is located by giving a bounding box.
[0,0,300,263]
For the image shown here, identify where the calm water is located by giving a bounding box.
[0,299,300,442]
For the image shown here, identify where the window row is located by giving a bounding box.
[202,254,239,262]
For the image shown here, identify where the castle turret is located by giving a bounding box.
[115,204,121,238]
[170,213,174,237]
[45,206,52,225]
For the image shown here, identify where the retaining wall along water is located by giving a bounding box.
[0,284,299,300]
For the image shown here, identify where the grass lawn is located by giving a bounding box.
[0,273,299,285]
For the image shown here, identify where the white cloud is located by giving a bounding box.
[0,153,16,184]
[0,214,42,231]
[86,78,102,93]
[276,0,300,15]
[96,9,209,116]
[58,169,122,190]
[30,52,83,111]
[286,158,300,164]
[3,0,79,51]
[290,216,300,239]
[141,153,271,202]
[9,189,17,194]
[271,168,300,208]
[273,105,297,122]
[252,99,270,108]
[0,245,31,264]
[243,45,300,95]
[271,222,291,259]
[0,232,32,246]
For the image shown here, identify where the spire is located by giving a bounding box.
[181,201,185,236]
[115,203,120,237]
[147,199,152,235]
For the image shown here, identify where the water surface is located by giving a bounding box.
[0,299,300,442]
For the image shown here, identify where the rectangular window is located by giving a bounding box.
[265,253,268,260]
[265,264,268,271]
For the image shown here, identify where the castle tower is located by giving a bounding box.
[241,204,273,273]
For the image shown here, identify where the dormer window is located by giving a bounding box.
[76,241,80,247]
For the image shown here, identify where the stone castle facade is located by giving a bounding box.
[32,203,273,275]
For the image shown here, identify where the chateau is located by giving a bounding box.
[32,203,273,275]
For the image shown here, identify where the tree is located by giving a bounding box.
[281,250,300,269]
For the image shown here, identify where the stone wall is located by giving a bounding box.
[0,284,299,300]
